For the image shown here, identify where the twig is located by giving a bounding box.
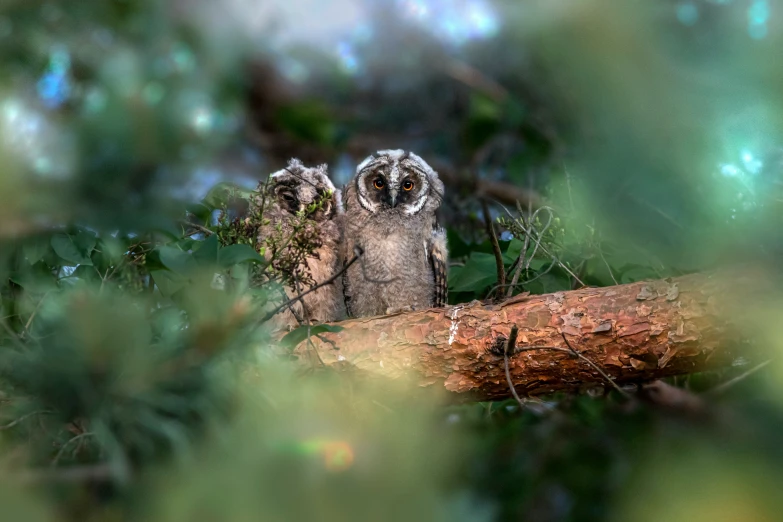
[22,291,50,337]
[486,258,556,299]
[598,243,619,285]
[52,432,94,466]
[509,335,630,399]
[559,333,631,399]
[523,207,554,271]
[707,360,772,396]
[481,199,505,300]
[564,162,575,213]
[0,320,29,352]
[179,219,214,236]
[503,326,527,409]
[0,410,51,431]
[507,213,530,297]
[13,464,115,484]
[497,202,586,288]
[294,275,324,368]
[505,206,554,297]
[501,326,553,413]
[443,59,509,102]
[258,252,362,325]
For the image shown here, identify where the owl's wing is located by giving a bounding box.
[429,224,448,308]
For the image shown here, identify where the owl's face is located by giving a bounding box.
[353,149,443,216]
[269,159,339,222]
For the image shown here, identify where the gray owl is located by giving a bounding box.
[253,158,346,330]
[341,149,448,317]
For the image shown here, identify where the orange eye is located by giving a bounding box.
[402,180,414,191]
[373,178,385,190]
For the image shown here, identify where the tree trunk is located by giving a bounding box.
[292,273,753,401]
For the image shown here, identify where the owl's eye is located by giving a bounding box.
[373,178,385,190]
[402,180,414,191]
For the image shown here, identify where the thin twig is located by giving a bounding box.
[443,59,509,102]
[0,410,51,431]
[294,275,324,368]
[52,432,94,466]
[503,326,527,409]
[14,464,115,484]
[524,207,554,271]
[507,212,530,297]
[258,252,362,326]
[707,360,772,396]
[597,243,619,285]
[486,258,556,299]
[481,199,505,300]
[22,291,50,337]
[179,220,214,236]
[497,202,586,288]
[559,333,631,398]
[504,205,554,298]
[510,337,630,399]
[501,327,553,412]
[1,320,29,352]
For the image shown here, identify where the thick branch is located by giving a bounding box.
[291,273,757,401]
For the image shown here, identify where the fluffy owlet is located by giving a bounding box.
[341,149,448,317]
[253,159,346,330]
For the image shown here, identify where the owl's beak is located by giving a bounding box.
[388,188,398,208]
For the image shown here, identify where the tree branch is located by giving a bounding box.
[258,251,362,326]
[481,199,506,300]
[285,273,761,401]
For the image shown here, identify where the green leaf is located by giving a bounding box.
[218,244,264,267]
[74,229,97,258]
[503,239,526,264]
[51,233,93,266]
[186,202,212,223]
[202,182,250,210]
[71,264,100,283]
[448,252,499,293]
[151,270,186,297]
[278,324,344,352]
[9,262,58,292]
[157,246,196,275]
[23,237,51,265]
[193,234,218,266]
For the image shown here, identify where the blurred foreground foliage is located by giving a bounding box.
[0,0,783,521]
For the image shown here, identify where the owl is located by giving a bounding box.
[253,158,346,330]
[341,149,448,317]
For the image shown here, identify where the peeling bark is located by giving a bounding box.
[291,273,754,401]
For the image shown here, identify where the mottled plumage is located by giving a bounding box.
[254,159,346,330]
[341,149,448,317]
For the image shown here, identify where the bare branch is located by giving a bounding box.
[707,360,772,396]
[481,199,505,300]
[13,464,116,484]
[0,410,51,431]
[559,333,631,399]
[258,251,362,326]
[52,432,94,466]
[179,219,214,236]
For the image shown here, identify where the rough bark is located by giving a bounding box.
[292,273,753,401]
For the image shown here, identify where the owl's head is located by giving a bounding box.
[268,159,340,221]
[353,150,444,216]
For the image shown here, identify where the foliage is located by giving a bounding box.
[0,1,782,522]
